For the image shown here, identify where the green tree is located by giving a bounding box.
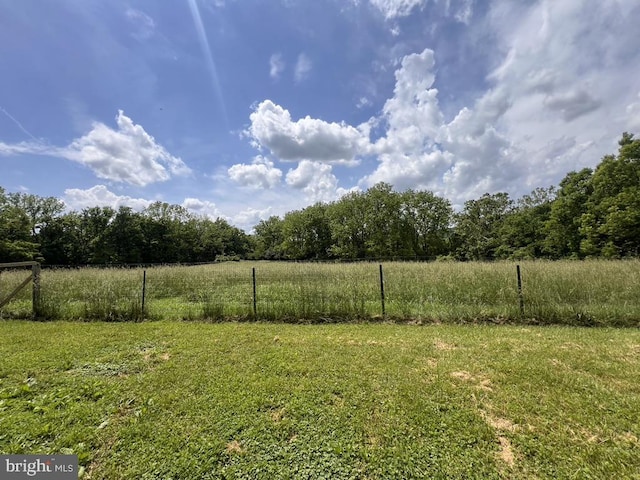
[104,207,145,264]
[6,192,64,237]
[77,206,116,264]
[281,204,332,260]
[454,193,513,260]
[207,218,252,259]
[579,133,640,257]
[0,195,40,261]
[400,189,453,258]
[597,187,640,257]
[253,216,285,259]
[327,191,369,259]
[543,168,593,258]
[361,183,409,258]
[142,202,193,263]
[498,187,556,259]
[38,213,85,264]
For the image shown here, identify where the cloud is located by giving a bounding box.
[66,110,191,185]
[356,97,373,109]
[125,8,156,40]
[294,53,312,83]
[361,46,528,200]
[237,0,640,210]
[365,0,473,22]
[452,0,474,24]
[182,198,223,219]
[63,185,152,211]
[285,160,341,203]
[544,89,602,122]
[627,93,640,131]
[0,110,191,186]
[361,1,640,203]
[232,207,274,231]
[0,140,51,156]
[374,48,443,154]
[367,0,425,19]
[248,100,369,163]
[269,53,285,79]
[228,155,283,189]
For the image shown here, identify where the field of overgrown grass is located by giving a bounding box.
[1,260,640,326]
[0,321,638,479]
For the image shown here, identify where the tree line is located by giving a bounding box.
[0,196,252,265]
[1,132,638,265]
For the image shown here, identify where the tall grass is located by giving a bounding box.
[1,260,639,325]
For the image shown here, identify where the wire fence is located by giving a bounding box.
[1,260,639,326]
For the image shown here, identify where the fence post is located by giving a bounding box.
[252,267,257,319]
[516,264,524,315]
[141,269,147,317]
[379,264,386,317]
[32,263,41,317]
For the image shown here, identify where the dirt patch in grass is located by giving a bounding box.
[434,339,457,351]
[618,432,638,444]
[451,370,473,381]
[450,371,493,391]
[482,412,518,433]
[225,440,244,455]
[269,407,286,423]
[497,436,515,467]
[478,378,493,391]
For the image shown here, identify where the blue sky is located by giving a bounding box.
[1,0,639,231]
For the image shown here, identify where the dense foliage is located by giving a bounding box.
[0,193,252,265]
[1,132,638,264]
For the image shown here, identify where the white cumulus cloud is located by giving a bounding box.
[227,155,283,189]
[232,206,274,231]
[63,185,152,211]
[65,110,191,186]
[182,198,223,219]
[248,100,369,164]
[285,160,341,203]
[0,110,191,186]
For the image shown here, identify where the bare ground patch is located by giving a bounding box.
[482,411,518,433]
[450,371,493,391]
[497,436,515,467]
[451,370,473,381]
[434,339,457,351]
[225,440,244,455]
[269,407,286,423]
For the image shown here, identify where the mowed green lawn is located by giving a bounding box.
[0,321,638,479]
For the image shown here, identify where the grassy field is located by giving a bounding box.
[0,321,638,479]
[1,260,640,326]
